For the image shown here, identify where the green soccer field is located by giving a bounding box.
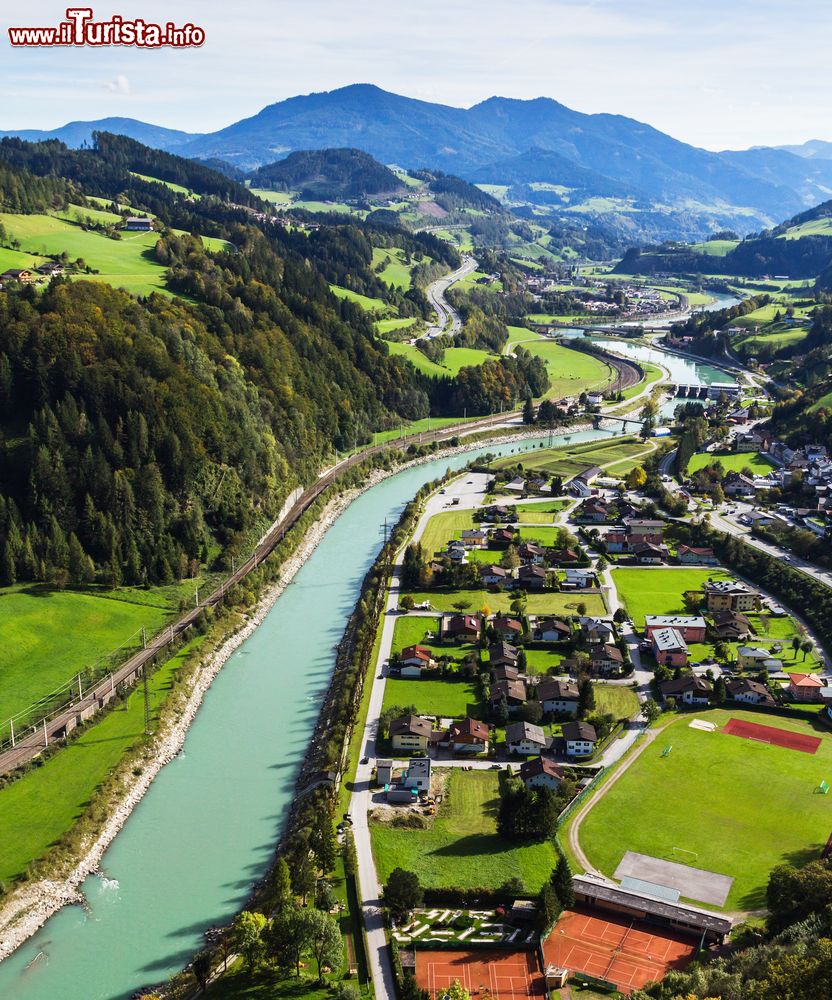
[576,709,832,910]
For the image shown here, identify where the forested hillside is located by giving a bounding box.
[0,135,548,589]
[249,147,404,199]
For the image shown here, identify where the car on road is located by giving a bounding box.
[360,757,369,765]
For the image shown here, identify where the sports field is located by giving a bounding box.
[416,948,545,999]
[576,710,832,909]
[543,910,696,994]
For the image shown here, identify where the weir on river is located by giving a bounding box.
[0,342,728,1000]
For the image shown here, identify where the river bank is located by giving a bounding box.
[0,422,592,968]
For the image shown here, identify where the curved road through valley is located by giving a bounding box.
[423,255,478,338]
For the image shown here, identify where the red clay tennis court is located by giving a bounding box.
[542,909,697,994]
[416,948,546,999]
[723,717,822,754]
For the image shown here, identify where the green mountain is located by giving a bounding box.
[248,147,405,200]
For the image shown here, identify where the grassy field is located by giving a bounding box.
[382,677,482,717]
[384,340,450,377]
[0,638,201,884]
[520,339,614,399]
[687,451,775,475]
[370,415,474,446]
[392,615,441,651]
[593,683,640,719]
[0,585,170,732]
[405,589,606,617]
[329,284,392,314]
[419,509,476,559]
[372,246,417,289]
[512,500,568,524]
[577,709,832,910]
[371,769,557,892]
[375,317,418,336]
[612,567,731,626]
[490,437,646,479]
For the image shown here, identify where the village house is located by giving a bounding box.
[398,644,437,678]
[564,567,597,588]
[624,519,665,545]
[562,720,597,756]
[491,614,524,641]
[603,529,628,553]
[400,756,431,792]
[531,617,572,642]
[736,645,773,671]
[489,641,519,668]
[489,678,527,713]
[493,664,520,683]
[504,477,526,493]
[704,580,759,613]
[787,673,825,703]
[723,472,756,497]
[537,678,580,715]
[519,756,565,791]
[579,617,614,645]
[389,715,435,752]
[461,527,489,548]
[677,545,718,565]
[444,718,490,754]
[569,466,603,497]
[517,563,548,590]
[506,721,550,755]
[35,261,64,276]
[123,216,154,231]
[0,268,35,283]
[631,541,668,564]
[576,500,610,523]
[726,677,775,707]
[518,542,546,565]
[446,539,466,562]
[589,643,624,676]
[480,564,511,587]
[651,627,689,667]
[660,675,712,705]
[483,504,514,523]
[645,616,707,643]
[710,610,753,641]
[492,528,516,548]
[442,614,481,643]
[549,546,581,565]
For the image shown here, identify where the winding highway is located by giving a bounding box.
[422,255,478,338]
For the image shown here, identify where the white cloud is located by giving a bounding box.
[104,74,130,95]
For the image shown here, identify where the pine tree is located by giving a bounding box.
[552,851,575,908]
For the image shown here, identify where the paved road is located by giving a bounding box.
[422,255,478,339]
[348,470,492,999]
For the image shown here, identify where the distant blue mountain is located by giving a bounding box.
[4,87,831,229]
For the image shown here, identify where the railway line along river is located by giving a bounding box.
[0,427,614,1000]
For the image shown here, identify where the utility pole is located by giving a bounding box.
[141,626,147,649]
[43,719,48,748]
[195,586,199,608]
[77,674,83,701]
[9,718,14,748]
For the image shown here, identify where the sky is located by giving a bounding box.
[0,0,829,150]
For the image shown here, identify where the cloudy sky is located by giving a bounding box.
[1,0,829,150]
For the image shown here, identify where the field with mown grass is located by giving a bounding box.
[612,567,731,627]
[0,638,202,885]
[0,584,170,732]
[381,677,482,717]
[576,709,832,910]
[490,437,646,479]
[593,683,640,719]
[404,588,606,617]
[371,769,557,892]
[687,451,775,474]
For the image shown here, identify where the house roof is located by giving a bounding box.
[704,580,755,596]
[575,466,603,483]
[489,640,519,661]
[737,645,770,659]
[562,720,597,742]
[505,721,547,745]
[494,664,520,682]
[590,643,623,662]
[660,675,712,697]
[445,614,480,633]
[677,545,715,557]
[726,677,773,701]
[788,673,825,688]
[711,610,751,626]
[449,717,490,742]
[534,617,571,634]
[492,615,522,632]
[537,678,579,702]
[480,564,508,578]
[490,679,527,703]
[624,518,665,530]
[520,756,565,782]
[400,644,433,663]
[645,615,706,630]
[390,715,434,738]
[518,564,546,580]
[651,627,688,653]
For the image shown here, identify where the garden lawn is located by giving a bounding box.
[0,585,170,732]
[0,638,201,884]
[521,648,567,675]
[371,770,557,892]
[577,709,832,910]
[687,451,775,475]
[612,567,731,627]
[392,615,441,651]
[381,677,482,717]
[405,589,606,617]
[418,509,477,560]
[513,501,568,523]
[593,683,640,719]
